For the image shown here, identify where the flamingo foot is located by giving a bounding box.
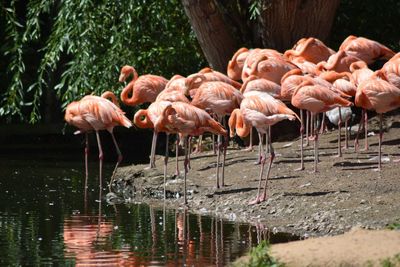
[243,146,253,152]
[258,192,268,202]
[254,160,261,165]
[308,136,316,141]
[295,166,305,171]
[248,197,261,205]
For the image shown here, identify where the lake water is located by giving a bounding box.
[0,146,297,266]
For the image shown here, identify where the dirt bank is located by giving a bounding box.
[113,114,400,239]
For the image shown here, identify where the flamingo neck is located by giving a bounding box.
[120,80,139,106]
[133,109,153,128]
[229,109,250,138]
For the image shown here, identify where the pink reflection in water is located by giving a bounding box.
[63,215,142,266]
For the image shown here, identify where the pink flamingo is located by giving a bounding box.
[339,35,395,65]
[119,65,168,106]
[65,94,132,204]
[191,81,243,188]
[291,81,353,172]
[355,72,400,170]
[229,91,299,204]
[154,101,227,204]
[284,37,335,64]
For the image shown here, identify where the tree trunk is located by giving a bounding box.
[181,0,239,73]
[257,0,340,51]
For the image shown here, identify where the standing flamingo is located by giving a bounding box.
[65,95,132,205]
[119,65,167,169]
[355,73,400,170]
[229,92,298,204]
[154,101,227,204]
[191,81,243,188]
[291,81,353,172]
[349,61,375,151]
[240,75,282,158]
[119,65,168,106]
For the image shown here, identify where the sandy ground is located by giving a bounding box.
[112,113,400,265]
[270,227,400,266]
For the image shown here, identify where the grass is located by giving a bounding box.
[231,240,285,267]
[386,222,400,230]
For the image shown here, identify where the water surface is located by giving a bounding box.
[0,148,297,266]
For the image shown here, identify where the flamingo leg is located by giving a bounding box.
[183,137,189,205]
[306,111,310,146]
[249,132,266,205]
[109,130,123,191]
[344,118,349,149]
[336,108,343,157]
[354,109,365,152]
[255,134,263,165]
[313,113,319,173]
[216,134,222,188]
[221,134,228,187]
[378,114,383,170]
[319,112,326,134]
[164,133,170,200]
[244,127,253,151]
[296,109,305,171]
[260,138,275,202]
[149,131,158,168]
[175,134,180,176]
[212,134,216,155]
[266,127,271,153]
[84,133,89,205]
[95,131,103,205]
[364,110,369,151]
[188,136,192,170]
[193,135,203,154]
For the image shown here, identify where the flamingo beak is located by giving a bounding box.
[118,73,126,82]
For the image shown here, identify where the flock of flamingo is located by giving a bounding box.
[65,35,400,206]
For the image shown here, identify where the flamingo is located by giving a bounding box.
[291,81,353,172]
[187,69,241,154]
[380,53,400,88]
[247,54,298,85]
[119,65,168,106]
[355,73,400,170]
[227,47,250,81]
[339,35,395,65]
[284,37,335,64]
[318,71,356,156]
[240,75,282,158]
[198,67,242,89]
[349,61,375,152]
[316,50,361,73]
[65,94,132,205]
[229,91,298,204]
[118,65,167,169]
[191,81,243,188]
[153,101,227,204]
[241,48,285,82]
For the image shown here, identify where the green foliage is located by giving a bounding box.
[386,222,400,230]
[249,0,262,20]
[231,240,284,267]
[381,254,400,267]
[1,0,206,123]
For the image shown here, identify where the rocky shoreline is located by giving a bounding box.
[111,115,400,238]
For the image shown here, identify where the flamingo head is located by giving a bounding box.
[119,65,136,82]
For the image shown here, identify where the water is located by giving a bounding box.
[0,148,298,266]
